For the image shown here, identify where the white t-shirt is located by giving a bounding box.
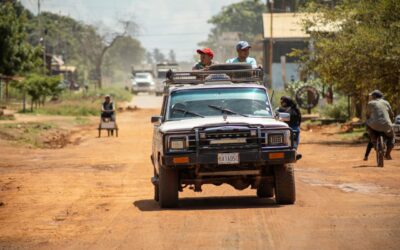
[226,57,257,69]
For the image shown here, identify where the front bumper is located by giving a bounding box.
[162,149,296,167]
[132,85,155,92]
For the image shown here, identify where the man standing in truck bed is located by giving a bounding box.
[226,41,257,69]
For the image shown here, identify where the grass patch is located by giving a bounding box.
[0,122,64,148]
[32,100,100,116]
[61,86,133,102]
[20,86,131,117]
[0,115,15,121]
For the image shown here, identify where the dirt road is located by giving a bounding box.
[0,106,399,249]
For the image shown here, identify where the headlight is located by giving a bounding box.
[265,130,291,146]
[167,135,188,151]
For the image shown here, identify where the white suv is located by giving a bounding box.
[131,72,156,95]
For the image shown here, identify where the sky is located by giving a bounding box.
[20,0,244,62]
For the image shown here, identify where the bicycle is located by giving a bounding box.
[375,132,387,167]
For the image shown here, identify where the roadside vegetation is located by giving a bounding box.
[25,87,132,116]
[0,122,64,148]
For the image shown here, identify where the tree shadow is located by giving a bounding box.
[133,196,281,212]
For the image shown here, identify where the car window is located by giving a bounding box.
[136,73,151,79]
[157,71,167,78]
[167,87,272,120]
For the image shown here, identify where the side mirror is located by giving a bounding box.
[278,112,290,122]
[151,115,162,123]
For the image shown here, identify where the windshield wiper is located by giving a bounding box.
[208,104,248,117]
[172,107,204,118]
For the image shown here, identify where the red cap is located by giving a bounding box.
[196,48,214,59]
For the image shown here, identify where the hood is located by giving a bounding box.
[159,116,288,133]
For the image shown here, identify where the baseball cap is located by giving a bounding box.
[236,41,251,50]
[196,48,214,58]
[369,90,383,98]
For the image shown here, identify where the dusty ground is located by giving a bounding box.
[0,106,399,250]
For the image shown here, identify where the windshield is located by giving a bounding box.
[135,74,151,79]
[167,87,272,120]
[157,71,167,78]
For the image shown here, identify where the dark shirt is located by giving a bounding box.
[277,106,301,128]
[102,101,114,111]
[192,61,212,70]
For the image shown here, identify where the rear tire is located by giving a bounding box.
[158,166,179,208]
[257,181,274,198]
[377,136,384,167]
[274,164,296,204]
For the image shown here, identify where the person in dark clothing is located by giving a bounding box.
[276,96,302,149]
[364,141,373,161]
[101,95,115,121]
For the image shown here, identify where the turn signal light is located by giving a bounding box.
[173,157,189,164]
[269,152,284,159]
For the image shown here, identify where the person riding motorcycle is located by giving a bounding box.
[366,90,395,160]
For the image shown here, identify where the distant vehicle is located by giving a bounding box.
[150,63,298,208]
[394,114,400,143]
[131,72,156,95]
[155,63,179,96]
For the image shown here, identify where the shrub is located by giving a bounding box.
[319,98,349,120]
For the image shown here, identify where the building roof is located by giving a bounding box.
[59,65,76,73]
[263,13,340,39]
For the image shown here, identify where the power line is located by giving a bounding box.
[137,32,205,37]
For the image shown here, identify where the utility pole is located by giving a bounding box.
[38,0,46,74]
[268,0,274,88]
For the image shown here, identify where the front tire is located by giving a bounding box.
[257,181,274,198]
[158,166,179,208]
[274,164,296,204]
[153,168,159,202]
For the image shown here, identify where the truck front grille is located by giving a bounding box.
[199,131,259,150]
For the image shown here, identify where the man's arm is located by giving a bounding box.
[250,58,257,69]
[111,102,115,112]
[387,102,394,122]
[366,102,372,119]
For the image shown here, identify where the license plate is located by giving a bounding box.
[218,153,239,165]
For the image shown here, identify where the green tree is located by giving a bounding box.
[0,1,42,100]
[102,36,145,83]
[27,12,145,88]
[153,48,166,63]
[0,1,40,76]
[200,0,266,49]
[13,74,61,112]
[292,0,400,115]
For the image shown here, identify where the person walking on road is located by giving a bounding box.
[226,41,257,69]
[366,90,395,160]
[193,48,214,70]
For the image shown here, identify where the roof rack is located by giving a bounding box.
[165,68,263,85]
